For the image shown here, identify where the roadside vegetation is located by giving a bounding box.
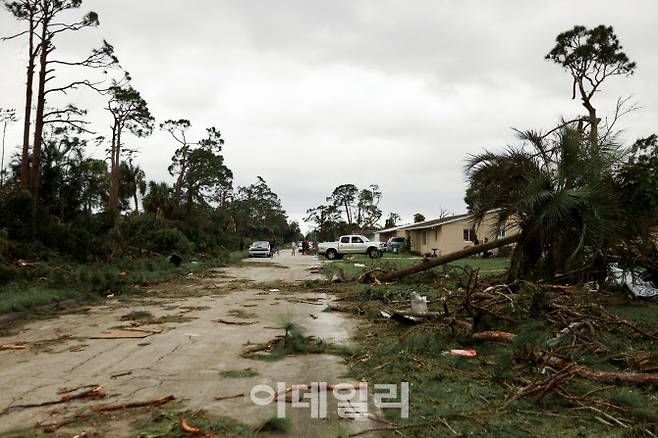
[0,0,303,319]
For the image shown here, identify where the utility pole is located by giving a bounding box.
[0,108,18,188]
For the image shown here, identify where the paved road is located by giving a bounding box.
[0,253,382,436]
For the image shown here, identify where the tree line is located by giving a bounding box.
[0,0,301,264]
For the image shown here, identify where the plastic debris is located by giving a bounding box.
[443,349,477,357]
[410,292,428,313]
[607,263,658,299]
[332,268,347,283]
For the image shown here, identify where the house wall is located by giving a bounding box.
[407,212,519,256]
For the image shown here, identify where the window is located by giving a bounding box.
[352,237,364,243]
[497,228,506,238]
[434,229,438,240]
[340,236,350,243]
[421,231,427,245]
[463,229,475,241]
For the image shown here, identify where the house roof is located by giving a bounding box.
[400,213,473,231]
[374,224,411,234]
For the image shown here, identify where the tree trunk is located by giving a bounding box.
[1,122,7,187]
[109,126,121,213]
[20,9,36,189]
[377,234,522,282]
[30,16,49,206]
[133,190,139,213]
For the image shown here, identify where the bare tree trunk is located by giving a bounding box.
[377,234,521,282]
[20,8,36,189]
[133,191,139,213]
[30,15,49,205]
[109,126,121,213]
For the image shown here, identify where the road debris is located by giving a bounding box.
[444,349,477,357]
[0,343,29,350]
[180,418,208,435]
[212,319,256,326]
[332,268,347,283]
[0,385,105,416]
[214,393,244,401]
[90,328,161,339]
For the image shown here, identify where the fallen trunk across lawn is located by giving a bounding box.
[376,234,522,282]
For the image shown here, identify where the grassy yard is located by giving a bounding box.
[322,253,510,281]
[313,259,658,436]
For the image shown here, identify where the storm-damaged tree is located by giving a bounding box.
[546,25,636,153]
[166,125,232,212]
[327,184,358,225]
[30,2,117,205]
[355,184,382,228]
[232,177,290,239]
[106,84,154,213]
[413,213,425,223]
[305,204,341,242]
[0,108,17,187]
[384,212,401,228]
[2,0,38,188]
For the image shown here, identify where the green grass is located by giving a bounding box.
[0,251,247,317]
[0,284,88,314]
[220,368,259,378]
[331,274,658,437]
[323,255,510,281]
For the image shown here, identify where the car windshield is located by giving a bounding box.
[252,241,269,248]
[360,236,370,242]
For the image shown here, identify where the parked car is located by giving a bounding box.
[317,235,385,260]
[248,241,271,258]
[386,236,406,252]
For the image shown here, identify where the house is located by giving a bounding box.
[399,211,517,256]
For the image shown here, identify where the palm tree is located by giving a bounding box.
[143,181,173,219]
[119,160,146,213]
[465,127,626,282]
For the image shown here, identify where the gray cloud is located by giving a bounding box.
[1,0,657,230]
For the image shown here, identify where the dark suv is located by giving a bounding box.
[386,237,406,252]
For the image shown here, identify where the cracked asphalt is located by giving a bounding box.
[0,253,382,436]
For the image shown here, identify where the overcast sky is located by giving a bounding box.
[1,1,657,231]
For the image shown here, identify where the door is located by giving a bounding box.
[351,236,365,254]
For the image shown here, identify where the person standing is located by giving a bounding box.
[291,241,297,256]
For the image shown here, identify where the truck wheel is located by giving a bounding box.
[326,249,338,260]
[367,247,379,259]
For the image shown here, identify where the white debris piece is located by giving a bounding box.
[607,263,658,299]
[410,291,428,313]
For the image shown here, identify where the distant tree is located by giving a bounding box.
[413,213,425,223]
[0,108,17,187]
[143,181,174,219]
[305,204,341,242]
[166,126,232,210]
[327,184,358,225]
[546,25,636,152]
[356,184,382,228]
[384,212,401,228]
[119,158,146,213]
[106,84,153,213]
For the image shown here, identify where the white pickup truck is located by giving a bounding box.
[317,235,386,260]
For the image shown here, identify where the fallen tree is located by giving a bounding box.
[376,234,521,282]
